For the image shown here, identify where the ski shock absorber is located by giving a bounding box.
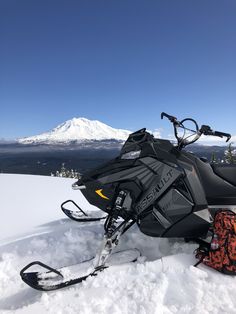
[105,190,127,236]
[95,190,131,269]
[116,190,127,210]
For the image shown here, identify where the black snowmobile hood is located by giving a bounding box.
[75,129,181,214]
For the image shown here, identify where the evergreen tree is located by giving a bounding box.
[211,152,217,163]
[225,143,236,164]
[51,163,81,179]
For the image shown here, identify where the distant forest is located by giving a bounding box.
[0,143,233,176]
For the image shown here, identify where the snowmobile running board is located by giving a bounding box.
[61,200,107,222]
[20,249,141,291]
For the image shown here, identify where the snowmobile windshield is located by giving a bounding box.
[120,129,155,156]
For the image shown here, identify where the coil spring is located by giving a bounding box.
[105,190,127,236]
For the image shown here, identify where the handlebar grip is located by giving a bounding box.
[161,112,177,122]
[214,131,231,142]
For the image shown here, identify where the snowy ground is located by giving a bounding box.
[0,174,236,314]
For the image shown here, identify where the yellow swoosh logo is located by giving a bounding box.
[95,189,109,200]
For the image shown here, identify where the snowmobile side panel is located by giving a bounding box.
[163,211,210,238]
[135,163,182,214]
[139,206,210,238]
[178,159,208,211]
[138,186,194,237]
[158,188,193,219]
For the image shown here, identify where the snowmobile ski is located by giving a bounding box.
[21,205,138,292]
[20,249,140,291]
[61,200,107,222]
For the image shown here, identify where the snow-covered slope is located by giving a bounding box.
[0,174,97,240]
[18,118,131,144]
[1,174,236,313]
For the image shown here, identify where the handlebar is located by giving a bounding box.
[161,112,232,148]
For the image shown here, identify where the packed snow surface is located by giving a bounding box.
[0,174,236,314]
[18,118,131,144]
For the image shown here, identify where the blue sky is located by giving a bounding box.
[1,0,236,139]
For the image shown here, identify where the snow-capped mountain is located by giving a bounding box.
[18,118,131,144]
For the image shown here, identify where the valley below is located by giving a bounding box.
[0,142,229,176]
[0,142,121,176]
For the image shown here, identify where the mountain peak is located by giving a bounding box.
[18,118,131,144]
[70,117,91,123]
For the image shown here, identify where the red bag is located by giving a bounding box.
[195,210,236,275]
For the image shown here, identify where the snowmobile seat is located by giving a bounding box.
[211,164,236,187]
[194,159,236,206]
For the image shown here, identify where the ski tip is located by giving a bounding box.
[21,272,44,291]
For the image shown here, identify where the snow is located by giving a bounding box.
[0,174,97,241]
[18,118,131,144]
[1,174,236,313]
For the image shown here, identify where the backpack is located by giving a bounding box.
[195,209,236,275]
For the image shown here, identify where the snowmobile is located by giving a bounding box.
[20,112,236,291]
